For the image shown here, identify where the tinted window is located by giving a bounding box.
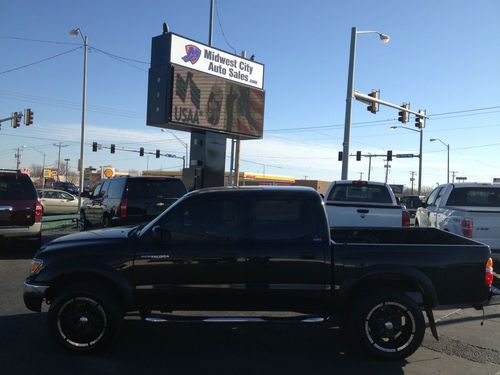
[447,187,500,207]
[252,199,310,241]
[163,198,239,242]
[401,196,422,209]
[0,174,37,200]
[100,180,111,197]
[327,184,392,204]
[127,179,186,200]
[107,178,126,199]
[93,184,102,197]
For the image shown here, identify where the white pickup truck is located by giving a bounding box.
[324,180,409,227]
[415,183,500,261]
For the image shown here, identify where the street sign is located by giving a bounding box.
[396,154,415,158]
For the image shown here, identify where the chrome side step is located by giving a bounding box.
[144,314,325,324]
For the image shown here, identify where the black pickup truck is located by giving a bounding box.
[23,187,497,359]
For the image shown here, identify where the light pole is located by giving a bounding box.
[161,129,189,168]
[30,146,46,189]
[341,27,390,180]
[430,138,450,184]
[390,126,423,195]
[64,158,70,180]
[70,27,88,207]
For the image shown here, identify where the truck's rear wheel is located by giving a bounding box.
[351,289,425,360]
[48,284,122,353]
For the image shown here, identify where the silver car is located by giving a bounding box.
[38,189,78,215]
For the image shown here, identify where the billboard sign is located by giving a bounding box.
[170,65,264,138]
[170,34,264,89]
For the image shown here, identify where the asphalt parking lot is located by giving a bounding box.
[0,229,499,375]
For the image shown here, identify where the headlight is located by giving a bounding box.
[30,259,44,275]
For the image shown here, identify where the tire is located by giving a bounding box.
[47,284,122,353]
[79,211,89,231]
[102,215,110,228]
[351,289,425,360]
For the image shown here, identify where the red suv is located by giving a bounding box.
[0,169,43,250]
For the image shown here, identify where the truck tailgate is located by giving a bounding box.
[326,202,402,227]
[463,208,500,250]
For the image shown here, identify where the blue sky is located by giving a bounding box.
[1,0,499,189]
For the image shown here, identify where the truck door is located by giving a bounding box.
[419,187,441,227]
[244,195,328,311]
[134,196,246,309]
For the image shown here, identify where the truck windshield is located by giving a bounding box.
[447,187,500,207]
[327,184,393,204]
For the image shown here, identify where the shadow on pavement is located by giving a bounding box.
[0,313,408,375]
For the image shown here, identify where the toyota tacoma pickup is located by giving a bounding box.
[324,180,410,227]
[23,187,497,359]
[415,183,500,262]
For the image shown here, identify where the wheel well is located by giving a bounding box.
[344,278,426,312]
[46,272,127,309]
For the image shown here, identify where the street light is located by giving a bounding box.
[430,138,450,184]
[389,125,423,195]
[341,27,390,180]
[70,27,88,207]
[161,129,189,168]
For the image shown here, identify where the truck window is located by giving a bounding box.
[163,198,240,242]
[107,178,126,199]
[447,187,500,207]
[327,184,392,204]
[251,199,310,241]
[426,187,441,207]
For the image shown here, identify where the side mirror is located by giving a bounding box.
[420,202,428,208]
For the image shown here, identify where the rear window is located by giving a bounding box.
[0,174,37,200]
[447,187,500,207]
[327,184,393,204]
[127,179,187,200]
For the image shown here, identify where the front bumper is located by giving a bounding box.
[23,280,49,312]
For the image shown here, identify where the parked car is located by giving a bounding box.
[415,183,500,262]
[0,169,42,250]
[400,195,424,225]
[79,176,187,230]
[24,187,497,358]
[53,181,79,196]
[38,189,78,215]
[324,180,410,227]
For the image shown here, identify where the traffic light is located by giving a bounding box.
[139,147,144,156]
[415,110,425,128]
[156,149,161,158]
[92,142,98,152]
[367,90,379,114]
[356,151,362,161]
[338,151,343,161]
[398,103,409,124]
[110,144,115,154]
[24,108,33,125]
[387,150,393,161]
[11,112,20,128]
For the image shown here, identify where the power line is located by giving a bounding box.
[92,47,149,72]
[215,0,237,54]
[0,47,81,75]
[0,35,80,46]
[91,47,149,65]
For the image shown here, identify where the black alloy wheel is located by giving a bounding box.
[48,284,122,353]
[351,289,425,360]
[79,211,88,231]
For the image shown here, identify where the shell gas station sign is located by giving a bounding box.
[102,167,115,179]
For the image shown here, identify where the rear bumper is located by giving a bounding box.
[0,222,41,239]
[23,280,49,312]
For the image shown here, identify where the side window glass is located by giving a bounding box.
[426,188,441,207]
[252,199,310,241]
[163,199,240,242]
[108,178,126,199]
[100,180,111,197]
[93,184,102,197]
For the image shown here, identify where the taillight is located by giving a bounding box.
[120,199,127,219]
[34,199,43,223]
[485,258,494,286]
[402,210,410,227]
[461,218,473,238]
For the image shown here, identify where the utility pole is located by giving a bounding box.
[451,171,459,183]
[384,159,391,183]
[410,171,416,195]
[358,172,363,180]
[64,159,70,180]
[53,142,68,174]
[15,147,23,169]
[367,154,373,181]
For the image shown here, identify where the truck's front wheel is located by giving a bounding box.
[351,289,425,360]
[47,284,122,353]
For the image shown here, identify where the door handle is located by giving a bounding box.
[357,209,369,214]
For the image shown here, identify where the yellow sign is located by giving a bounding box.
[43,169,53,178]
[102,167,115,179]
